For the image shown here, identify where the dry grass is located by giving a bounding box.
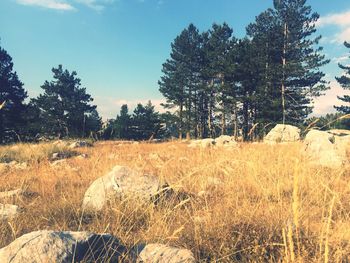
[0,141,350,262]
[0,143,77,163]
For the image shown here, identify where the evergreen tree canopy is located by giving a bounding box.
[130,101,163,140]
[32,65,97,138]
[335,42,350,115]
[0,44,27,143]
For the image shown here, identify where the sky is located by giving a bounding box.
[0,0,350,119]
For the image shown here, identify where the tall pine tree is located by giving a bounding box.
[273,0,329,124]
[32,65,96,138]
[0,44,27,143]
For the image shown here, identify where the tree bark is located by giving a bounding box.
[179,102,183,140]
[281,22,288,124]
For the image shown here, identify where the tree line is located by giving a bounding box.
[0,45,168,143]
[159,0,332,140]
[1,0,350,144]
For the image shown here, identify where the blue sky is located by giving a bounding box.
[0,0,350,119]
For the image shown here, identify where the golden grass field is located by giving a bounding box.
[0,141,349,262]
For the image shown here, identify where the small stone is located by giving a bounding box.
[134,243,195,263]
[0,204,21,220]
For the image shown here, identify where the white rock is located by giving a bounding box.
[303,130,350,168]
[69,141,92,149]
[82,166,164,212]
[215,135,237,147]
[135,243,195,263]
[0,204,20,220]
[0,230,125,263]
[264,124,300,143]
[188,138,215,148]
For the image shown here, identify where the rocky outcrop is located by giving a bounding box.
[303,129,350,168]
[82,166,167,212]
[264,124,300,143]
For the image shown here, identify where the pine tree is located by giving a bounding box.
[130,101,163,140]
[84,109,102,137]
[202,23,235,136]
[273,0,329,124]
[0,44,28,143]
[32,65,96,138]
[114,104,131,139]
[159,24,202,139]
[335,42,350,117]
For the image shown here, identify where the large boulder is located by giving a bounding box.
[0,230,125,263]
[82,166,166,212]
[134,243,195,263]
[264,124,300,143]
[303,129,350,168]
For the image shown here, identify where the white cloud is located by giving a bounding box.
[312,80,350,116]
[74,0,115,12]
[332,54,350,64]
[332,27,350,44]
[318,10,350,27]
[16,0,116,11]
[94,96,166,120]
[317,10,350,44]
[16,0,75,10]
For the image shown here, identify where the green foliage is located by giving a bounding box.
[104,101,164,141]
[0,44,28,143]
[335,41,350,119]
[159,0,329,140]
[305,113,349,131]
[31,65,98,138]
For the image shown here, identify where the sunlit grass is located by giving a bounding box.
[0,141,349,262]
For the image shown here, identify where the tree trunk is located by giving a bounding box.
[179,102,183,140]
[243,100,249,141]
[186,88,192,139]
[221,79,226,135]
[233,102,238,140]
[281,22,288,124]
[221,109,226,136]
[208,79,214,138]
